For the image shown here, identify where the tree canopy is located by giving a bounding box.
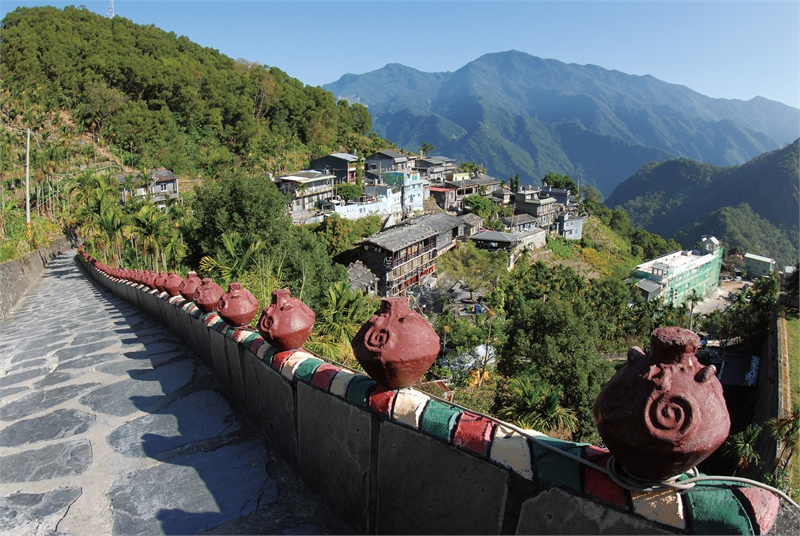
[0,6,388,178]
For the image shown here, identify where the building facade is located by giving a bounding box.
[356,213,468,296]
[309,153,359,183]
[631,236,723,305]
[276,171,335,222]
[744,253,776,278]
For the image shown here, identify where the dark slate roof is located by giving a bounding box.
[371,150,407,161]
[115,168,178,184]
[150,168,179,181]
[636,279,662,293]
[348,261,378,291]
[360,213,463,251]
[460,213,483,225]
[501,214,537,226]
[417,156,454,166]
[446,174,501,189]
[469,231,517,244]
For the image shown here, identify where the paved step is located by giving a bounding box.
[0,251,356,535]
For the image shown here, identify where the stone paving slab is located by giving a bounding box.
[0,251,357,535]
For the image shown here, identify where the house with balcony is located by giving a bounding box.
[356,213,469,296]
[276,170,335,222]
[501,213,539,233]
[631,236,723,305]
[441,174,503,211]
[514,187,559,228]
[116,168,180,204]
[414,155,456,182]
[309,153,359,184]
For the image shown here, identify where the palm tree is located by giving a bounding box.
[132,204,171,271]
[500,377,578,436]
[305,281,376,366]
[199,232,265,285]
[96,199,131,264]
[723,423,763,476]
[767,405,800,474]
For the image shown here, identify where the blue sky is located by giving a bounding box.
[3,1,798,108]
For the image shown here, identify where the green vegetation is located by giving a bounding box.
[1,6,387,182]
[313,214,383,257]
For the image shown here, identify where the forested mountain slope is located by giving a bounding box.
[0,6,381,179]
[606,140,799,265]
[325,51,799,194]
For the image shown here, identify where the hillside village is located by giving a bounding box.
[1,8,798,532]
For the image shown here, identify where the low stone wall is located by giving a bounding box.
[77,254,785,535]
[0,237,74,320]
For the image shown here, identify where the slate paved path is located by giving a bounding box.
[0,251,357,535]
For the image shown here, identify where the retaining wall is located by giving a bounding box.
[77,254,785,535]
[0,236,73,320]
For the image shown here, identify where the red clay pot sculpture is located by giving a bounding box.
[193,278,224,313]
[179,271,202,301]
[257,288,315,351]
[593,327,730,480]
[218,282,259,327]
[143,271,157,290]
[352,297,440,390]
[164,272,184,297]
[154,272,169,293]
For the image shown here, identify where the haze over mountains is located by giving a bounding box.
[324,51,799,196]
[606,140,799,266]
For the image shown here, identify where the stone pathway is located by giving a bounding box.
[0,252,357,535]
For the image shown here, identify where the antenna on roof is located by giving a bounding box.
[107,0,114,18]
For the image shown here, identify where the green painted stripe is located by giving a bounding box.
[685,481,753,535]
[420,400,461,442]
[294,357,324,383]
[532,437,585,492]
[345,375,376,407]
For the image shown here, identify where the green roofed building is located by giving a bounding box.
[631,236,723,306]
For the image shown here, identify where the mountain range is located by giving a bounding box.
[324,51,799,196]
[606,139,799,266]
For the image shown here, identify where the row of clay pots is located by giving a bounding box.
[78,247,442,391]
[83,250,741,487]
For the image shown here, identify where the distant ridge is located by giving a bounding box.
[606,139,800,266]
[324,50,799,195]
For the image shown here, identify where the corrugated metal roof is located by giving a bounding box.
[330,153,359,161]
[744,253,774,263]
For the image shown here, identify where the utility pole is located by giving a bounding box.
[25,128,31,225]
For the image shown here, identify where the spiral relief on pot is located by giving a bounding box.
[646,393,695,440]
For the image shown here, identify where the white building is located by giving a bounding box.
[276,170,335,222]
[744,253,776,278]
